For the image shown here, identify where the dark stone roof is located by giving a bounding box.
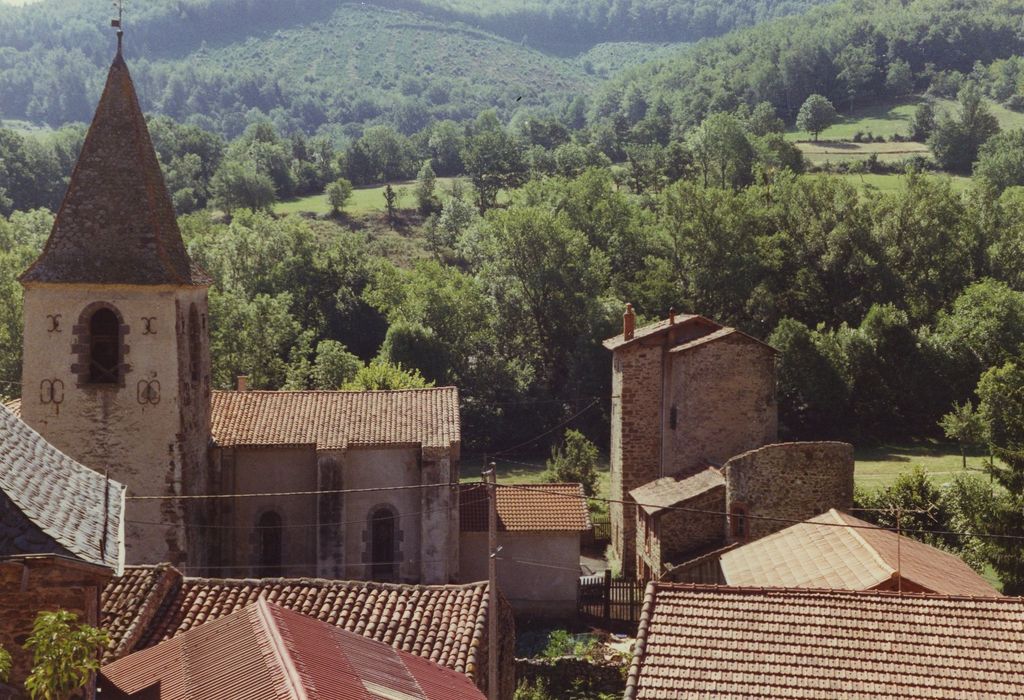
[20,52,209,286]
[0,403,125,571]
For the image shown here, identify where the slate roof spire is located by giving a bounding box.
[20,45,209,286]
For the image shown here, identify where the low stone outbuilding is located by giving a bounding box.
[632,442,855,580]
[625,583,1023,699]
[459,483,591,617]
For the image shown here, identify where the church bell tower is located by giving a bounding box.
[17,38,212,567]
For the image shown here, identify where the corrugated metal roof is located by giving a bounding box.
[719,509,998,596]
[100,599,487,700]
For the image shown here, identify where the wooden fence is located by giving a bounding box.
[578,570,645,624]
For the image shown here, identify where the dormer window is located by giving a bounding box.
[89,308,121,384]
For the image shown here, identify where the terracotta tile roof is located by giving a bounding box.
[625,584,1024,700]
[629,467,724,516]
[101,566,494,683]
[210,388,460,450]
[668,326,776,354]
[602,314,705,351]
[719,509,998,596]
[100,599,486,700]
[0,402,124,570]
[20,52,208,286]
[459,483,591,532]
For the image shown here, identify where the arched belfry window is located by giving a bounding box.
[89,308,121,384]
[188,303,201,383]
[255,511,283,577]
[369,506,397,579]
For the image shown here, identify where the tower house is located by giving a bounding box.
[604,305,777,577]
[18,47,212,567]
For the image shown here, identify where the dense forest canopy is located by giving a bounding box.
[0,0,834,135]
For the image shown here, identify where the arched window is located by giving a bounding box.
[255,511,283,577]
[188,304,201,383]
[370,507,397,579]
[89,308,121,384]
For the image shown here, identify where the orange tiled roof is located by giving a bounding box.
[101,565,493,682]
[629,467,724,516]
[460,483,592,532]
[100,599,486,700]
[625,584,1024,700]
[719,509,998,596]
[210,388,460,450]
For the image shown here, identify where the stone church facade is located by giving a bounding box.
[15,48,461,583]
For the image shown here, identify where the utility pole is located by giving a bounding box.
[485,462,498,700]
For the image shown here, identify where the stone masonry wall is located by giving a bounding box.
[0,558,110,699]
[610,340,664,578]
[665,335,777,478]
[656,485,726,568]
[725,442,854,543]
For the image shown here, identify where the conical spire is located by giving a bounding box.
[20,52,208,286]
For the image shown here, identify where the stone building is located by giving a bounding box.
[0,403,125,697]
[605,307,854,580]
[15,45,461,583]
[604,307,777,577]
[633,443,855,579]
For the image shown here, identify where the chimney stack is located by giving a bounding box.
[237,375,248,392]
[669,307,676,325]
[623,303,636,340]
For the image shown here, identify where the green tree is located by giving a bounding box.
[23,610,109,700]
[976,362,1024,593]
[545,429,599,496]
[311,340,362,389]
[377,320,449,384]
[210,161,276,213]
[885,58,914,96]
[769,318,848,438]
[414,160,439,214]
[909,102,937,141]
[940,401,985,470]
[856,466,953,550]
[462,114,527,212]
[796,94,837,142]
[325,178,353,215]
[835,43,877,110]
[342,359,434,390]
[383,184,399,227]
[687,112,754,189]
[935,279,1024,369]
[930,84,1000,173]
[974,130,1024,194]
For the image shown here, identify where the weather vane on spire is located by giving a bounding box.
[111,0,125,55]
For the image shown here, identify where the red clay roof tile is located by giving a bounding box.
[626,584,1024,700]
[209,388,460,450]
[459,483,591,532]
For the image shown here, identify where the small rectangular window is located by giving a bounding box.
[669,406,677,430]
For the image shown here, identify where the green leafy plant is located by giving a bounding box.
[23,610,109,700]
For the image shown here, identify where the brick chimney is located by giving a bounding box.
[237,375,248,392]
[623,303,636,340]
[669,307,676,325]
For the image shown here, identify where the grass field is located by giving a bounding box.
[797,140,930,166]
[275,178,464,216]
[787,100,921,141]
[809,172,972,195]
[464,440,978,496]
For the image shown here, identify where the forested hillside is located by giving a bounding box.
[0,0,833,135]
[593,0,1024,133]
